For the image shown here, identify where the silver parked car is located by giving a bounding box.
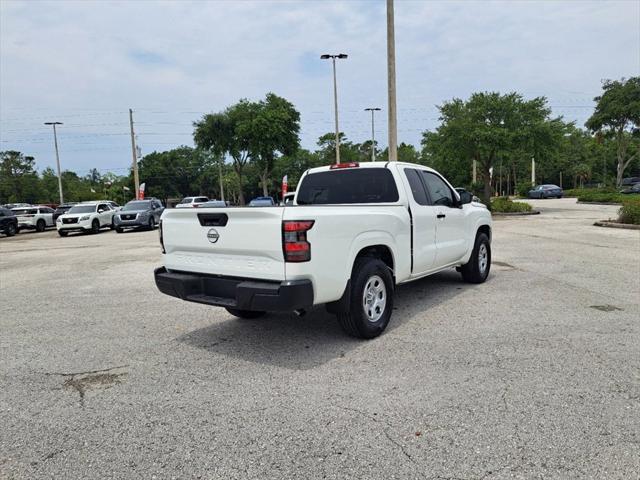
[113,199,164,233]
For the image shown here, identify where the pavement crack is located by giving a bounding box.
[332,404,416,464]
[44,364,129,377]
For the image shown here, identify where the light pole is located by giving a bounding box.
[321,53,347,164]
[364,108,381,161]
[44,122,64,205]
[386,0,398,162]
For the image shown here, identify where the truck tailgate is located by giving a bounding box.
[162,207,286,281]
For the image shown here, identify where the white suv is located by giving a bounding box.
[12,206,55,233]
[175,196,209,208]
[56,202,115,236]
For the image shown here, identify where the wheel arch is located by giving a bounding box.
[327,240,396,315]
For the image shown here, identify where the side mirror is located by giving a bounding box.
[98,209,104,214]
[457,190,473,205]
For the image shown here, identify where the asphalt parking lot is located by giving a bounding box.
[1,198,639,479]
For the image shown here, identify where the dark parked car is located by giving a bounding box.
[53,202,78,222]
[621,183,640,194]
[528,184,563,199]
[621,177,640,186]
[0,208,18,237]
[113,199,164,233]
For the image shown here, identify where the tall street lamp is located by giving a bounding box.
[364,107,381,161]
[44,121,64,204]
[321,53,348,164]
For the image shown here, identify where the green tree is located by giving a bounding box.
[0,151,40,204]
[316,132,360,164]
[194,103,254,205]
[586,77,640,187]
[250,93,300,196]
[422,92,563,202]
[137,146,208,203]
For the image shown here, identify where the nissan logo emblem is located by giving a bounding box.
[207,228,220,243]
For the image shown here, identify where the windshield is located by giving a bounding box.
[297,168,399,205]
[68,205,96,214]
[123,201,150,211]
[13,208,37,215]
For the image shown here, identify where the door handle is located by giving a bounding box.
[437,213,446,219]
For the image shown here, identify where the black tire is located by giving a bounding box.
[148,217,155,230]
[91,219,100,234]
[6,223,17,237]
[115,227,124,233]
[110,221,115,230]
[460,232,491,284]
[58,230,68,237]
[225,308,266,319]
[336,257,394,339]
[36,219,46,232]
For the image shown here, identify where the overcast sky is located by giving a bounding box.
[1,0,638,176]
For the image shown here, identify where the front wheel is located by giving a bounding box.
[148,217,155,230]
[36,219,46,232]
[460,232,491,284]
[336,257,394,339]
[91,219,100,234]
[58,230,68,237]
[6,224,17,236]
[225,308,266,319]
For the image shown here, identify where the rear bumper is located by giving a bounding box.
[154,267,314,312]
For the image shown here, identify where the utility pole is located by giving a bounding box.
[472,158,477,183]
[129,109,140,199]
[387,0,398,162]
[321,53,348,164]
[44,122,64,205]
[365,107,381,161]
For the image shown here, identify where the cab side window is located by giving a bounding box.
[98,204,108,211]
[421,172,454,207]
[403,168,430,206]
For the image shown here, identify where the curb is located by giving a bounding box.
[577,201,622,206]
[492,210,541,217]
[593,221,640,230]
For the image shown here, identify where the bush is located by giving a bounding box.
[490,196,533,213]
[515,182,532,197]
[576,190,626,203]
[618,198,640,225]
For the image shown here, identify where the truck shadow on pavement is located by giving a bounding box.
[177,270,469,370]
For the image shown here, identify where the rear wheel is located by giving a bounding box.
[460,232,491,284]
[6,223,17,236]
[58,230,68,237]
[91,219,100,234]
[337,257,394,339]
[36,219,46,232]
[225,308,266,319]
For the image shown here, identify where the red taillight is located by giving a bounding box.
[282,220,314,262]
[330,162,359,169]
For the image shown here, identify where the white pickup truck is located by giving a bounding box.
[155,161,492,339]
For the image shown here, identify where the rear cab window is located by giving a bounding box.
[297,168,399,205]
